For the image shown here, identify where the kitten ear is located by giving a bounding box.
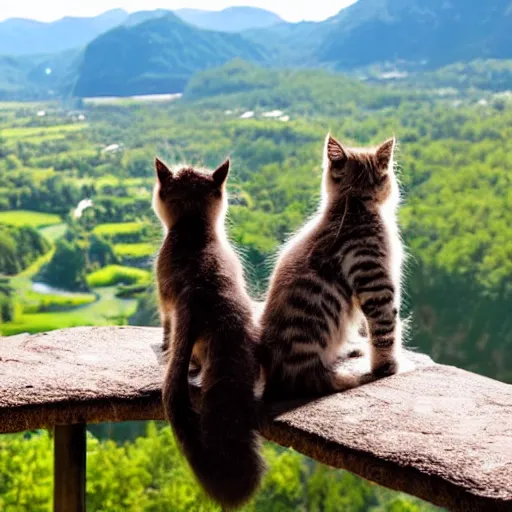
[212,159,230,187]
[326,134,348,164]
[324,134,348,178]
[155,158,172,184]
[376,137,395,170]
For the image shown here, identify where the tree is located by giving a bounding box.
[42,239,88,291]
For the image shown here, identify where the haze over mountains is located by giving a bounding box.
[0,9,128,56]
[0,7,283,55]
[175,7,283,32]
[1,0,511,99]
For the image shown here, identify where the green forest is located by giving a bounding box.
[0,58,510,510]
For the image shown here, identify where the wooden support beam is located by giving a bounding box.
[54,424,86,512]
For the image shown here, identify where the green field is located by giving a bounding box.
[1,287,137,336]
[1,123,86,140]
[0,101,44,109]
[114,243,156,259]
[86,265,151,288]
[21,289,96,314]
[39,223,67,241]
[0,205,146,335]
[94,222,146,237]
[0,210,61,228]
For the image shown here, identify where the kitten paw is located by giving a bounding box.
[333,370,360,391]
[372,360,399,378]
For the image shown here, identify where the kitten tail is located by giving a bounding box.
[162,304,264,510]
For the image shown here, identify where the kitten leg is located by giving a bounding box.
[351,267,402,376]
[160,300,174,356]
[326,319,363,391]
[336,308,368,360]
[188,339,209,387]
[367,308,402,376]
[162,315,171,353]
[343,314,369,359]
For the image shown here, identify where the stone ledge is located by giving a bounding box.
[1,326,511,511]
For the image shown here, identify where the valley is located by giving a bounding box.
[1,60,511,382]
[0,2,511,508]
[2,1,512,101]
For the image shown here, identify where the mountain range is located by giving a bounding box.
[1,0,511,99]
[0,7,282,56]
[0,9,127,56]
[246,0,512,68]
[314,0,512,68]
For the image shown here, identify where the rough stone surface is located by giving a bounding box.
[0,327,166,432]
[1,326,511,511]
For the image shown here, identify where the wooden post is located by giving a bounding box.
[54,424,86,512]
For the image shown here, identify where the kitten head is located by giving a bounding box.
[152,158,230,230]
[322,134,397,205]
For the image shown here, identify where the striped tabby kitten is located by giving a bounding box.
[259,134,404,399]
[153,158,264,509]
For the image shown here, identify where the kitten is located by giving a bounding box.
[153,158,264,509]
[259,134,404,400]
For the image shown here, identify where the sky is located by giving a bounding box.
[0,0,358,23]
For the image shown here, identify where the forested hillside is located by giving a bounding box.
[1,60,510,378]
[72,14,268,97]
[247,0,512,69]
[2,0,512,100]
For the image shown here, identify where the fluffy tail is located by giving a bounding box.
[162,306,264,510]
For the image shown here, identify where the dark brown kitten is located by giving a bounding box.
[259,134,405,400]
[153,158,264,510]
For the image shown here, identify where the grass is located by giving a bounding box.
[0,101,45,109]
[21,290,96,314]
[94,222,146,237]
[86,265,151,288]
[1,123,86,140]
[0,287,137,336]
[0,210,61,228]
[14,247,55,281]
[114,243,156,259]
[0,218,142,335]
[116,283,149,298]
[39,223,67,242]
[0,313,94,335]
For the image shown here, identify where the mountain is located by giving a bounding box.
[3,1,512,100]
[248,0,512,69]
[317,0,512,69]
[175,7,283,32]
[0,9,128,56]
[0,6,283,58]
[72,13,268,97]
[0,50,81,101]
[123,9,171,27]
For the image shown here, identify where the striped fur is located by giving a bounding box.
[259,134,404,399]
